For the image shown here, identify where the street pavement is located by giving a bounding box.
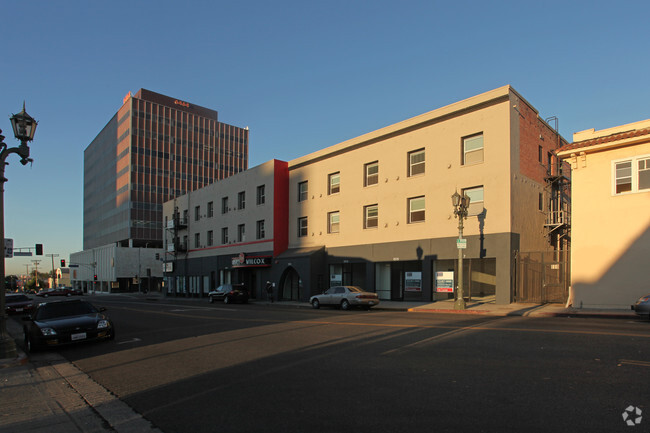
[0,293,638,432]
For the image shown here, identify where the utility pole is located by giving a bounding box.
[46,253,59,288]
[31,260,41,290]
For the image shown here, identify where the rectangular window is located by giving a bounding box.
[328,211,340,234]
[257,185,266,205]
[194,206,200,221]
[364,204,378,229]
[614,156,650,194]
[207,230,214,247]
[207,201,214,218]
[194,233,200,248]
[221,227,229,244]
[408,196,425,223]
[463,134,484,165]
[238,224,245,242]
[538,193,543,211]
[183,209,188,223]
[221,197,229,214]
[298,217,308,237]
[298,181,308,202]
[408,149,425,176]
[256,220,265,239]
[328,172,340,195]
[538,145,543,163]
[364,161,379,186]
[463,186,484,216]
[238,191,246,210]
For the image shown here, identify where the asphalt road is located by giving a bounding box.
[41,295,650,433]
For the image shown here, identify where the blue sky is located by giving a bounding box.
[1,0,649,275]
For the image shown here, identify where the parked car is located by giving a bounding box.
[208,284,249,304]
[23,299,115,352]
[36,287,76,297]
[631,294,650,319]
[310,286,380,310]
[5,293,34,315]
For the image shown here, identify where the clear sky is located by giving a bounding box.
[1,0,649,276]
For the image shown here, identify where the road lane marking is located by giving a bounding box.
[618,359,650,367]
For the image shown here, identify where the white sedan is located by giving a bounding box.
[310,286,380,310]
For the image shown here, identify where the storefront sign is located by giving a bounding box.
[163,262,173,273]
[405,271,422,292]
[435,271,454,293]
[231,254,271,268]
[330,274,342,287]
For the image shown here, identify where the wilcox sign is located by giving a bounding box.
[231,254,271,268]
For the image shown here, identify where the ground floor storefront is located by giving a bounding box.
[164,232,519,305]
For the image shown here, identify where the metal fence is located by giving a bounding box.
[515,250,569,304]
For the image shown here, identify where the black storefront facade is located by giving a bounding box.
[272,232,517,305]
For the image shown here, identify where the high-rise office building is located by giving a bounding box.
[83,89,249,250]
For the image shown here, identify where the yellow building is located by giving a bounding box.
[557,120,650,308]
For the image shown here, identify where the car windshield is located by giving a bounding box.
[34,302,98,320]
[8,295,30,302]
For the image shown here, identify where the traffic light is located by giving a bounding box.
[94,274,98,281]
[35,243,43,255]
[61,259,66,267]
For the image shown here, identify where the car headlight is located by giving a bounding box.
[40,327,57,336]
[97,320,110,329]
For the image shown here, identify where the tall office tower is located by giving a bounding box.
[83,89,249,250]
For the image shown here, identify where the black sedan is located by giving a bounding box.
[23,299,115,352]
[208,284,249,304]
[5,293,34,315]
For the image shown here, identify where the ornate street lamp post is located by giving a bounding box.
[452,190,470,310]
[0,103,37,359]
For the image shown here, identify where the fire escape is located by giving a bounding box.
[544,117,571,251]
[164,206,188,289]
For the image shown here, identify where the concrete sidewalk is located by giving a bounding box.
[0,293,638,432]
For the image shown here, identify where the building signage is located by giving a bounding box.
[330,274,342,287]
[174,99,190,108]
[405,271,422,292]
[231,254,271,268]
[435,271,454,293]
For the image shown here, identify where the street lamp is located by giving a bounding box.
[452,190,470,310]
[0,103,37,359]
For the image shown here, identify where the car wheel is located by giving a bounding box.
[311,299,320,309]
[341,299,350,310]
[209,296,214,304]
[224,296,230,304]
[25,334,39,353]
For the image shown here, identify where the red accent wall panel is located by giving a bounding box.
[273,160,289,257]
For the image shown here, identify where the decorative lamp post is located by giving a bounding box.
[452,190,470,310]
[0,103,37,359]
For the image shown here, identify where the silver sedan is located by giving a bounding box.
[310,286,380,310]
[631,294,650,319]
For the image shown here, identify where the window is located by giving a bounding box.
[238,191,246,210]
[538,193,543,211]
[364,161,378,186]
[408,149,425,176]
[538,145,543,163]
[298,181,308,202]
[257,185,265,205]
[408,196,425,223]
[194,206,200,221]
[463,186,484,216]
[221,197,229,214]
[328,172,340,195]
[207,201,214,218]
[328,211,340,234]
[221,227,229,244]
[207,230,214,246]
[463,133,484,165]
[183,209,188,223]
[238,224,245,242]
[256,220,265,239]
[298,217,308,237]
[614,156,650,194]
[364,204,378,229]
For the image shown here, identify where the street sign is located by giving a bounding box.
[456,238,467,249]
[4,238,13,258]
[68,264,79,268]
[13,252,33,257]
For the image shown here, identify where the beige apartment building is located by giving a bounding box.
[163,86,567,304]
[557,120,650,309]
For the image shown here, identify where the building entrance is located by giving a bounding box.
[280,267,300,301]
